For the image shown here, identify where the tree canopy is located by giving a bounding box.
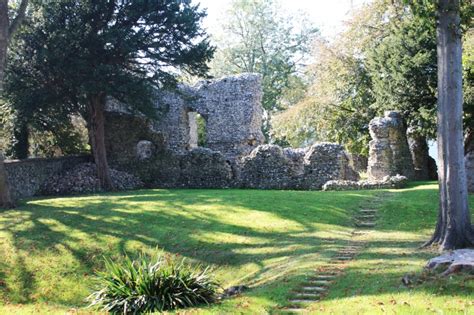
[208,0,317,138]
[272,0,473,156]
[4,0,214,188]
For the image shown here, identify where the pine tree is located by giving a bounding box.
[5,0,214,190]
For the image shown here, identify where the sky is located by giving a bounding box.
[195,0,371,39]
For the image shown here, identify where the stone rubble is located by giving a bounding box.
[322,174,408,191]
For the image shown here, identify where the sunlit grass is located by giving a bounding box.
[0,184,472,314]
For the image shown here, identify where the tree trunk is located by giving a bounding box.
[88,93,114,191]
[0,153,14,208]
[425,0,474,250]
[407,130,437,180]
[0,0,8,91]
[12,121,29,159]
[0,0,14,208]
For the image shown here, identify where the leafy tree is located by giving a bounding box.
[463,29,474,152]
[209,0,317,138]
[0,0,28,208]
[271,2,388,153]
[5,0,214,190]
[367,9,437,139]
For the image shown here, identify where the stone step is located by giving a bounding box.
[356,222,376,227]
[293,292,321,298]
[334,256,353,261]
[338,250,357,254]
[313,275,336,280]
[303,280,331,287]
[338,253,357,257]
[289,299,318,304]
[282,307,305,313]
[301,286,327,292]
[344,245,362,249]
[305,279,331,285]
[355,214,376,220]
[359,209,377,214]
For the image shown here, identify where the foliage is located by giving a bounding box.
[209,0,317,117]
[6,0,214,116]
[271,0,387,152]
[272,0,474,153]
[366,7,437,139]
[4,0,214,185]
[464,29,474,135]
[87,253,219,313]
[196,113,207,147]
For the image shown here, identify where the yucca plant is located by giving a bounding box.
[87,254,220,314]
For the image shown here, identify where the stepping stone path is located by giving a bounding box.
[281,205,379,313]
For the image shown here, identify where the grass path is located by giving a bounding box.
[0,183,472,314]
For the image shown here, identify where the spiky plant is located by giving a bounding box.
[87,254,220,314]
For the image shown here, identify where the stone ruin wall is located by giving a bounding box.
[368,111,415,180]
[104,73,359,189]
[4,155,90,199]
[368,111,437,181]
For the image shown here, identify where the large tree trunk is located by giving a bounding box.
[88,93,114,191]
[0,0,13,208]
[0,0,28,208]
[407,129,437,180]
[0,0,8,91]
[0,153,14,208]
[426,0,474,250]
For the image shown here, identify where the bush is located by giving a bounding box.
[87,254,220,314]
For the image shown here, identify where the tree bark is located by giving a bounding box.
[407,130,437,180]
[0,0,11,208]
[0,0,9,91]
[0,152,14,208]
[425,0,474,250]
[88,93,114,191]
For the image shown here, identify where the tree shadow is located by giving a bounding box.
[0,188,372,306]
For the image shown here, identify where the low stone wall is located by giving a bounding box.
[322,175,408,191]
[4,155,91,199]
[109,142,359,190]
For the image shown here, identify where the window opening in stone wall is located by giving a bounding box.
[196,113,207,147]
[187,111,207,149]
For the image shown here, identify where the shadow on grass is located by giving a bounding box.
[0,189,372,305]
[0,183,469,309]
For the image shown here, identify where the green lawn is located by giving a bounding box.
[0,183,472,314]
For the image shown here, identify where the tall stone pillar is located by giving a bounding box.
[368,111,414,180]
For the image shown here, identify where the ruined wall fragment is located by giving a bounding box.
[368,111,414,180]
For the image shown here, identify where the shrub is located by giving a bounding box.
[87,254,220,314]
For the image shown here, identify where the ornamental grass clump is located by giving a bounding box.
[87,254,220,314]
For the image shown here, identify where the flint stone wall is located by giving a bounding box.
[106,73,264,159]
[368,111,414,180]
[104,74,358,190]
[240,143,359,189]
[4,155,90,199]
